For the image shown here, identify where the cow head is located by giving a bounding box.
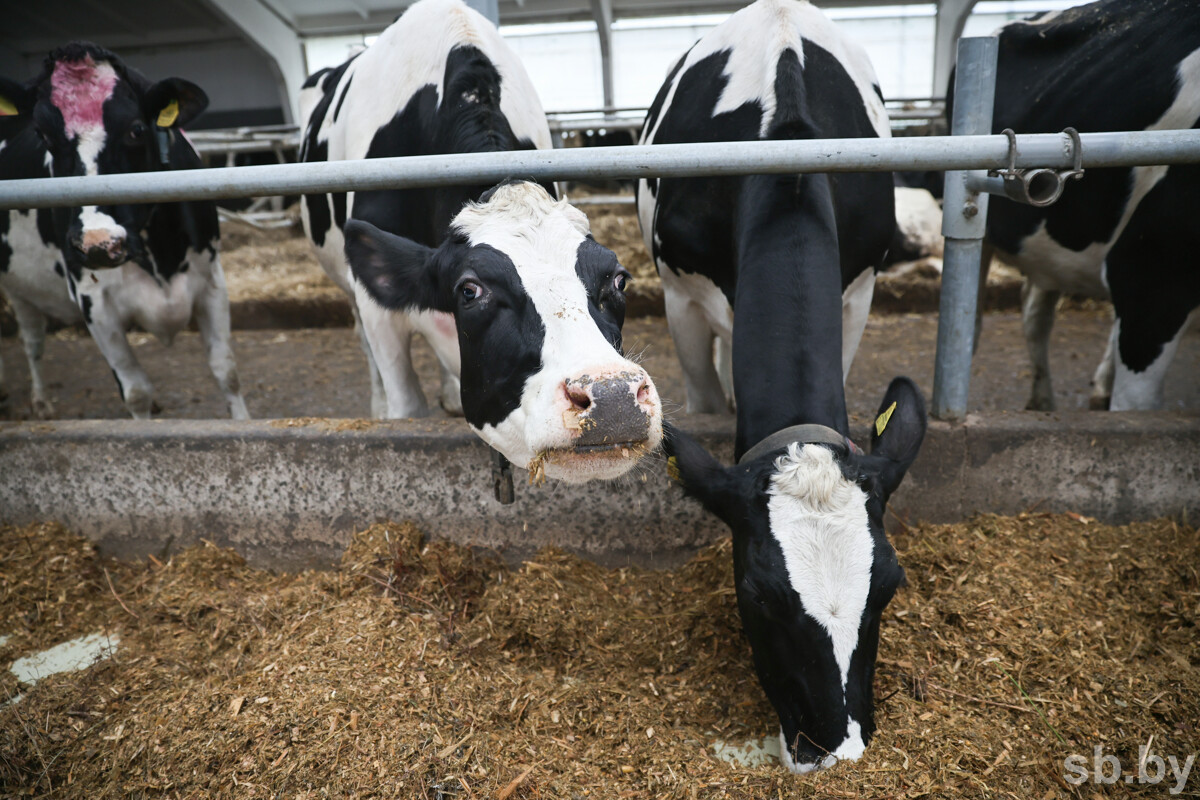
[5,43,207,273]
[664,378,926,773]
[345,181,663,483]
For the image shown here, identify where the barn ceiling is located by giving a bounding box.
[3,0,921,56]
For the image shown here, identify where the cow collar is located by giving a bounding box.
[737,424,863,466]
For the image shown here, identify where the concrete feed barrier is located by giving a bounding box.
[0,413,1196,571]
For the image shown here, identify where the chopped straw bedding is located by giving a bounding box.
[1,514,1197,798]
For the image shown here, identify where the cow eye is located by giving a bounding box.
[126,122,147,146]
[613,271,630,293]
[457,279,484,305]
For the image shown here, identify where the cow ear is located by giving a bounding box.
[869,376,927,499]
[145,78,208,128]
[663,421,743,525]
[0,76,35,117]
[344,218,444,312]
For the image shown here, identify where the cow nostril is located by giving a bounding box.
[636,378,651,405]
[566,384,591,411]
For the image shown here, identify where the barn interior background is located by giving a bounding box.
[1,0,1198,796]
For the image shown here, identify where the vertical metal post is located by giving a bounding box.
[932,36,999,420]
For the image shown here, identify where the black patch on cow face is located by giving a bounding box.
[445,240,546,429]
[345,217,550,430]
[662,378,926,767]
[574,236,629,351]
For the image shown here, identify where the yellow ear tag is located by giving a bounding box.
[0,96,17,116]
[667,456,681,484]
[156,99,179,127]
[875,401,897,437]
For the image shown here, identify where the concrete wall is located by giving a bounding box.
[1,412,1197,571]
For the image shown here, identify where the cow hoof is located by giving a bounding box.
[32,398,56,419]
[439,392,464,417]
[1024,397,1054,412]
[151,400,164,415]
[1088,395,1111,411]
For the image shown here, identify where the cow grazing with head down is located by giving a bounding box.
[638,0,926,772]
[970,0,1200,411]
[0,43,247,420]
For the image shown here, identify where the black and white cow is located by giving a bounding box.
[976,0,1200,410]
[638,0,926,772]
[348,179,662,483]
[300,0,553,420]
[0,43,247,419]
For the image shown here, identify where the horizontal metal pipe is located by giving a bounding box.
[2,129,1198,209]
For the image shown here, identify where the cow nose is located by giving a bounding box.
[563,370,653,448]
[74,230,128,268]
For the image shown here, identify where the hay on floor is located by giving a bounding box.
[1,513,1197,798]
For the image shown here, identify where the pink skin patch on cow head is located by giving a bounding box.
[50,56,119,141]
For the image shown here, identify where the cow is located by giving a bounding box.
[0,43,247,420]
[970,0,1200,410]
[637,0,926,773]
[347,180,663,483]
[300,0,551,421]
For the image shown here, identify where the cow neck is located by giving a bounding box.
[731,172,850,461]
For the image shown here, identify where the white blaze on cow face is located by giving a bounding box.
[48,56,128,260]
[767,443,873,773]
[452,183,663,483]
[767,444,873,689]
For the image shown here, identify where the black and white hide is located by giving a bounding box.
[0,43,246,419]
[638,0,926,773]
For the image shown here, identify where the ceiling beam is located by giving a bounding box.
[932,0,979,97]
[203,0,306,123]
[589,0,614,111]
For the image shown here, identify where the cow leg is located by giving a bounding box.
[666,294,729,414]
[1021,279,1060,411]
[714,335,734,408]
[81,296,154,419]
[8,295,54,418]
[974,242,994,355]
[1089,323,1117,410]
[0,339,7,415]
[349,303,388,419]
[415,310,463,416]
[353,289,429,419]
[1109,308,1197,411]
[841,268,875,384]
[193,257,250,420]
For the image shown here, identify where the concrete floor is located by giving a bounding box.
[1,310,1197,422]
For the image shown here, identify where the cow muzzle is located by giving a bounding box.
[72,230,129,268]
[562,370,654,450]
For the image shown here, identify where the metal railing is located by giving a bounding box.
[1,130,1196,209]
[2,55,1197,421]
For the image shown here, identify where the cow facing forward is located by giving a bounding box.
[347,180,662,484]
[0,43,247,419]
[639,0,925,772]
[300,0,552,421]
